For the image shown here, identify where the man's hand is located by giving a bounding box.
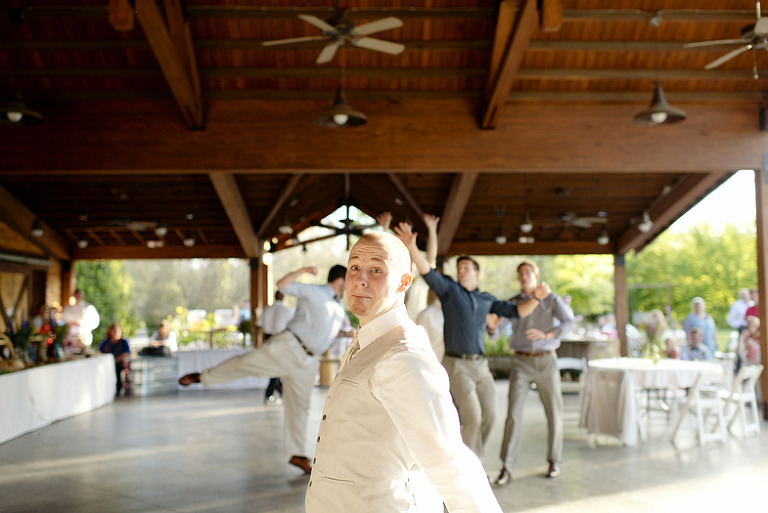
[525,328,549,341]
[534,282,551,300]
[393,222,418,250]
[376,212,393,231]
[304,266,318,276]
[423,213,440,232]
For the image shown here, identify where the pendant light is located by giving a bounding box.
[316,85,367,128]
[634,82,686,126]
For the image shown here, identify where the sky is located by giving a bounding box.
[669,169,756,232]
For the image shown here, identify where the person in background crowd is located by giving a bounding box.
[256,291,296,404]
[681,297,719,354]
[61,289,100,354]
[149,319,178,352]
[726,288,753,334]
[99,322,130,396]
[739,316,762,367]
[680,327,713,361]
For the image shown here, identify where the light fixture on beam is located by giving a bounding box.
[597,229,610,246]
[77,237,89,249]
[154,221,168,237]
[278,218,293,235]
[518,236,535,244]
[634,82,686,126]
[315,85,367,128]
[519,213,533,233]
[0,84,42,126]
[494,229,507,245]
[638,212,654,233]
[30,219,44,238]
[183,236,195,247]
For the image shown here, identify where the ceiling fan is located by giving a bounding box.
[310,204,379,249]
[557,212,607,229]
[262,13,405,64]
[683,1,768,72]
[108,218,158,231]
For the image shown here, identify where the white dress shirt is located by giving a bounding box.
[256,300,295,335]
[279,282,345,355]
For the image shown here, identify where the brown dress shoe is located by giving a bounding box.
[546,463,561,478]
[289,455,312,474]
[494,468,512,486]
[178,373,201,386]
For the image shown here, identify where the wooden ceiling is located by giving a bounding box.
[1,0,766,263]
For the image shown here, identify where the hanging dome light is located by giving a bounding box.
[315,85,367,128]
[634,82,686,126]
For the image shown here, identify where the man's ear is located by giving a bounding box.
[398,273,413,292]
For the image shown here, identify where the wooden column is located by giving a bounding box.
[249,256,268,347]
[60,261,75,308]
[754,166,768,418]
[614,254,629,356]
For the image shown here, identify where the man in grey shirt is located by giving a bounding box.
[495,259,575,485]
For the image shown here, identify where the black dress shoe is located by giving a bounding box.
[546,463,560,478]
[494,468,512,486]
[289,455,312,474]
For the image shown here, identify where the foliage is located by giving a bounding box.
[73,260,141,344]
[485,331,513,356]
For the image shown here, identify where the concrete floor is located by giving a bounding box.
[2,381,767,513]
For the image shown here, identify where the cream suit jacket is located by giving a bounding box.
[305,318,502,513]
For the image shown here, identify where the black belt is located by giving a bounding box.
[515,350,553,358]
[287,330,314,357]
[445,351,484,362]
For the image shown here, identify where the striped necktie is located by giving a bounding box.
[339,331,360,371]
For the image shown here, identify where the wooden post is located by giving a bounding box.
[754,166,768,418]
[60,261,75,308]
[614,254,629,356]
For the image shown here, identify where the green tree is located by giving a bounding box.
[74,260,140,343]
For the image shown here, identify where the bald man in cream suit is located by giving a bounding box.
[305,232,503,513]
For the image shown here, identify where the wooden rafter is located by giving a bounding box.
[387,173,424,220]
[254,173,305,240]
[541,0,563,32]
[481,0,537,128]
[437,172,478,255]
[0,186,69,261]
[617,171,732,255]
[134,0,204,128]
[209,172,259,257]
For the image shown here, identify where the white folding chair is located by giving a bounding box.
[558,356,587,393]
[720,364,764,437]
[670,373,727,446]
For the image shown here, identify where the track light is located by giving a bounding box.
[519,214,533,233]
[154,221,168,237]
[638,212,654,233]
[30,219,44,238]
[316,85,367,128]
[597,230,610,246]
[634,82,686,126]
[0,86,43,126]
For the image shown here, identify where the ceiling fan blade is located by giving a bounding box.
[298,14,338,34]
[316,43,340,64]
[704,44,753,69]
[682,39,748,48]
[351,16,403,36]
[571,220,593,229]
[261,35,327,47]
[351,37,405,55]
[755,17,768,35]
[576,217,607,223]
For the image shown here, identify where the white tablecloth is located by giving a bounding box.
[580,358,724,445]
[1,354,116,444]
[176,349,269,390]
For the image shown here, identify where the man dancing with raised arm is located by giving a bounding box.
[394,219,549,458]
[178,265,347,474]
[306,232,503,513]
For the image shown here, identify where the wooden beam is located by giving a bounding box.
[483,0,515,103]
[387,173,424,219]
[754,166,768,418]
[254,173,304,239]
[540,0,563,32]
[445,239,611,256]
[108,0,134,31]
[0,186,70,261]
[617,172,731,255]
[72,244,244,260]
[437,172,478,255]
[134,0,204,128]
[208,173,260,257]
[481,0,538,128]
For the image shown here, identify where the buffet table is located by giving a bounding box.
[176,349,269,390]
[1,354,116,444]
[579,358,723,445]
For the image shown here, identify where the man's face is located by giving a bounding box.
[346,239,409,325]
[456,259,478,291]
[517,264,538,289]
[690,330,703,347]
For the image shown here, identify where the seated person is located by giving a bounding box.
[149,319,178,352]
[738,316,762,367]
[99,322,131,396]
[679,327,713,361]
